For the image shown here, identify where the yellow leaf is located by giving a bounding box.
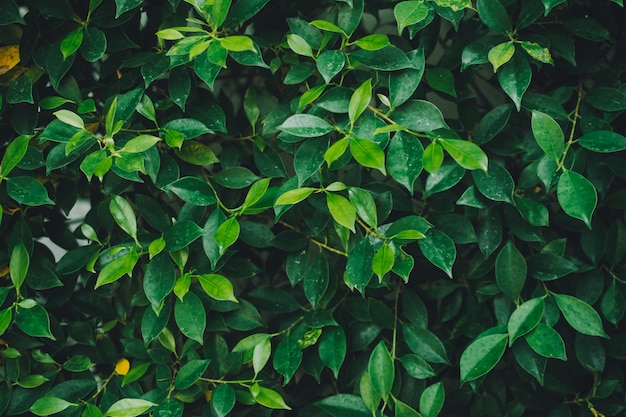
[115,358,131,375]
[0,45,20,76]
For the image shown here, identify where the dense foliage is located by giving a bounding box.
[2,0,626,416]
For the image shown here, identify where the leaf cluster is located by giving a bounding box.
[1,0,626,416]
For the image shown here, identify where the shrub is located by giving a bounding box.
[1,0,626,416]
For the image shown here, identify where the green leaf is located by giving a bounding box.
[120,135,161,153]
[7,176,54,206]
[439,138,488,171]
[498,52,531,111]
[15,302,55,340]
[472,162,515,204]
[224,0,271,27]
[215,217,240,255]
[422,142,444,174]
[1,135,31,178]
[368,341,394,400]
[9,242,28,292]
[420,382,444,417]
[316,394,371,417]
[557,170,597,229]
[211,385,236,417]
[418,229,456,278]
[525,323,567,360]
[477,0,510,33]
[316,50,346,83]
[278,114,334,137]
[253,336,272,375]
[601,281,626,326]
[578,131,626,153]
[387,131,423,193]
[514,195,549,226]
[395,400,422,417]
[250,383,291,410]
[275,187,316,205]
[174,359,211,389]
[403,324,450,364]
[508,297,544,345]
[0,308,12,336]
[304,254,329,308]
[295,137,328,185]
[167,177,216,206]
[425,67,456,97]
[273,336,302,384]
[110,195,138,242]
[460,333,508,383]
[350,46,414,71]
[399,354,435,379]
[104,399,156,417]
[352,34,390,51]
[348,78,372,125]
[310,19,348,37]
[348,187,378,228]
[520,41,553,64]
[531,110,564,161]
[30,397,75,416]
[554,294,608,338]
[360,371,381,414]
[327,192,356,233]
[286,34,314,57]
[143,253,175,308]
[197,274,238,302]
[350,137,386,175]
[81,27,107,62]
[337,0,364,35]
[319,327,346,379]
[60,27,84,60]
[95,250,138,288]
[394,1,429,35]
[212,0,232,29]
[495,241,527,301]
[372,242,395,282]
[219,35,255,52]
[175,292,206,344]
[164,220,205,251]
[488,41,515,72]
[175,141,219,165]
[346,238,375,293]
[393,100,447,132]
[17,374,49,388]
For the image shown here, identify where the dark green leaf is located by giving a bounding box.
[495,241,527,301]
[278,114,334,138]
[554,294,608,338]
[498,52,531,111]
[477,0,510,33]
[531,110,564,161]
[368,341,394,400]
[144,254,175,308]
[420,382,444,417]
[418,229,456,278]
[6,176,54,206]
[315,394,371,417]
[508,297,544,345]
[393,100,447,132]
[304,253,329,308]
[525,323,567,360]
[174,359,210,389]
[346,238,375,293]
[175,292,206,344]
[578,131,626,153]
[16,303,55,340]
[167,177,216,206]
[211,385,236,417]
[472,161,515,203]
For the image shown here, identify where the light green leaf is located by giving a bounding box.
[197,274,238,302]
[219,35,255,52]
[352,34,390,51]
[95,250,139,288]
[250,383,291,410]
[54,109,84,129]
[327,192,356,232]
[439,138,488,171]
[104,399,156,417]
[348,78,372,125]
[348,187,377,228]
[119,135,161,153]
[275,187,316,206]
[372,242,394,282]
[30,397,75,416]
[310,20,348,37]
[110,195,138,242]
[10,242,28,292]
[286,34,314,57]
[350,137,386,175]
[60,27,84,60]
[520,41,553,64]
[0,134,31,179]
[488,41,515,72]
[215,217,240,255]
[422,142,444,174]
[212,0,232,29]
